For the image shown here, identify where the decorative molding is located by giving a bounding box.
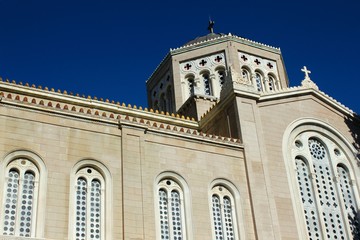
[301,78,319,90]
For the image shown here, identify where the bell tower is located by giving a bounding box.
[146,21,289,121]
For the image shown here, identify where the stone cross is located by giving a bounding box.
[301,66,311,80]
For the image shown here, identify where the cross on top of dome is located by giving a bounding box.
[207,20,215,33]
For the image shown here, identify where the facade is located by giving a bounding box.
[0,25,359,240]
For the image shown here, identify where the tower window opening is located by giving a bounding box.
[187,78,194,97]
[255,73,263,92]
[203,73,212,95]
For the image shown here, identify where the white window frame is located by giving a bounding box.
[157,179,186,240]
[74,167,104,240]
[283,119,360,239]
[0,150,47,239]
[254,72,263,92]
[154,172,192,240]
[210,185,239,240]
[202,71,212,96]
[68,160,112,240]
[209,180,245,240]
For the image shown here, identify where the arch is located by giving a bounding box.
[153,100,159,111]
[283,118,360,239]
[154,171,193,240]
[68,159,113,240]
[215,66,226,92]
[160,93,166,113]
[209,179,246,240]
[254,71,264,92]
[267,73,276,91]
[0,150,47,238]
[185,75,195,98]
[166,86,173,113]
[241,67,251,83]
[200,70,212,96]
[184,73,195,79]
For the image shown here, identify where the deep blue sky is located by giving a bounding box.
[0,0,359,113]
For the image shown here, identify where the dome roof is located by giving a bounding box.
[184,32,226,46]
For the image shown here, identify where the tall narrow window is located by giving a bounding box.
[160,93,166,112]
[268,75,275,91]
[241,68,250,82]
[255,73,263,92]
[157,179,186,240]
[295,157,322,239]
[153,100,159,111]
[2,159,39,237]
[166,86,173,113]
[187,78,195,97]
[337,165,360,238]
[210,185,237,240]
[293,134,359,240]
[202,73,212,95]
[74,167,104,240]
[217,69,225,89]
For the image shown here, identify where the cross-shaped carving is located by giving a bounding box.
[301,66,311,80]
[241,55,248,61]
[267,62,273,69]
[254,59,261,65]
[214,56,222,62]
[199,59,207,66]
[184,63,192,70]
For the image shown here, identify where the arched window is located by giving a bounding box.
[268,75,276,91]
[255,72,263,92]
[337,165,359,237]
[291,133,360,239]
[210,185,238,240]
[73,167,104,240]
[160,93,166,112]
[0,150,47,239]
[187,77,195,97]
[166,86,173,113]
[202,72,212,96]
[153,100,159,111]
[217,68,226,89]
[157,178,186,240]
[2,159,39,237]
[241,68,250,83]
[69,160,112,240]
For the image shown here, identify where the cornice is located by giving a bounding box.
[170,33,281,55]
[0,79,242,145]
[0,79,197,128]
[119,116,242,148]
[259,86,356,117]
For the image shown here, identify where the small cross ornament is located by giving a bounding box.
[301,66,311,80]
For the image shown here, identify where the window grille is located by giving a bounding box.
[294,135,359,240]
[74,168,104,240]
[157,179,185,240]
[2,159,39,237]
[255,73,262,92]
[211,186,237,240]
[203,73,212,95]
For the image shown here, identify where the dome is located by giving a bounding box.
[184,32,226,46]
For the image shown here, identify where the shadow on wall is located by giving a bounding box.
[345,113,360,239]
[349,207,360,240]
[344,113,360,162]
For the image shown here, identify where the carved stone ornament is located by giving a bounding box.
[300,66,319,90]
[301,78,319,90]
[229,66,252,86]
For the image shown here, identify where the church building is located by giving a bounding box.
[0,22,359,240]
